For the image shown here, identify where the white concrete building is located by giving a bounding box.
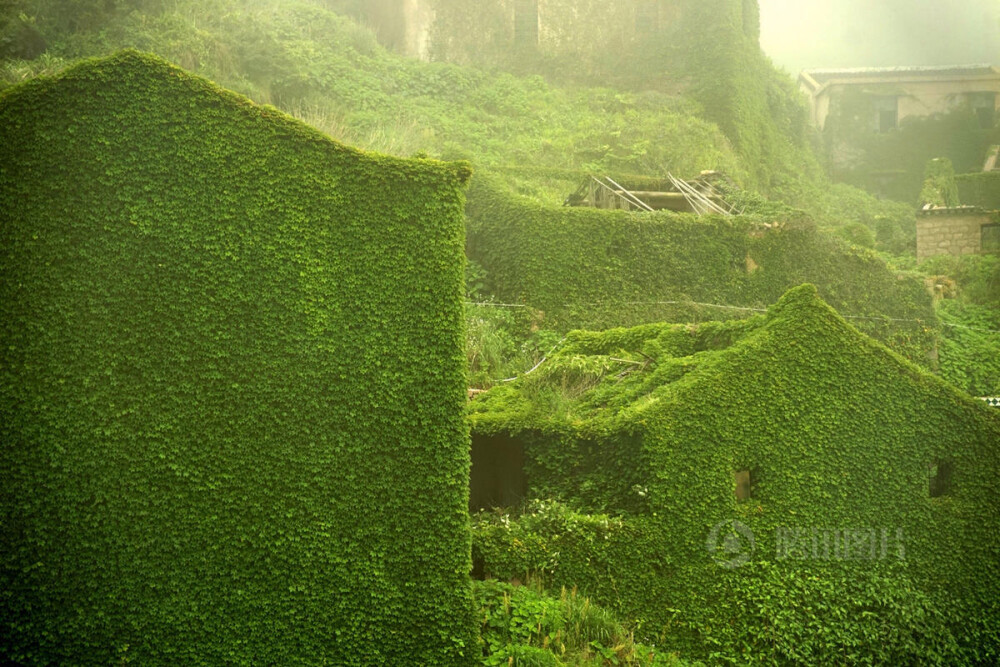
[799,65,1000,132]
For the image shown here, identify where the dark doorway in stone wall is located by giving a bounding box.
[470,434,528,512]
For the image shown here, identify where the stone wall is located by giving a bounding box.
[916,210,991,260]
[424,0,748,84]
[362,0,434,59]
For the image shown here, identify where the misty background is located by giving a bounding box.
[759,0,1000,74]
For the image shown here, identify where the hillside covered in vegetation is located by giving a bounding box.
[1,0,998,664]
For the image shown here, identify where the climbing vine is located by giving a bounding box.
[469,286,1000,663]
[0,51,476,665]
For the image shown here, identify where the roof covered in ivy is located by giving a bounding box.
[468,284,999,443]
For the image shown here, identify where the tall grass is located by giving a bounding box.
[473,579,695,666]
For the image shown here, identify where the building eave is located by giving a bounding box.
[800,64,1000,98]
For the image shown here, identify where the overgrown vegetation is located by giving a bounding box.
[920,254,1000,395]
[0,51,475,664]
[0,0,927,236]
[956,171,1000,210]
[2,1,998,664]
[469,286,1000,663]
[473,507,965,666]
[466,173,937,367]
[822,93,999,204]
[0,0,744,181]
[919,157,960,207]
[474,579,695,666]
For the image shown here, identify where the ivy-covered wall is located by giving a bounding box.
[0,51,476,665]
[956,171,1000,210]
[468,285,1000,663]
[466,173,937,363]
[821,92,1000,204]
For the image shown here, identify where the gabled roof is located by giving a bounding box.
[799,64,1000,94]
[469,284,997,438]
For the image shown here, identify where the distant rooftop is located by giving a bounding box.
[800,64,1000,90]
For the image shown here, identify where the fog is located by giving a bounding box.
[759,0,1000,74]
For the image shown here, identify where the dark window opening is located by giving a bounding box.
[878,108,898,133]
[735,469,753,501]
[514,0,539,46]
[470,435,528,512]
[471,553,487,580]
[873,97,898,133]
[984,224,1000,254]
[970,92,997,129]
[929,460,953,498]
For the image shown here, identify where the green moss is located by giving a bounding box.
[0,51,475,664]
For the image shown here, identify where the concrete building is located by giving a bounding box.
[799,65,1000,132]
[359,0,757,78]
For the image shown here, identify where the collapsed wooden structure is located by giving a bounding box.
[564,171,743,215]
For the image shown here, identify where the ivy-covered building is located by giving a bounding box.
[800,65,1000,134]
[801,65,1000,201]
[0,51,475,665]
[468,284,1000,663]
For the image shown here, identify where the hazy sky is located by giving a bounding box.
[759,0,1000,74]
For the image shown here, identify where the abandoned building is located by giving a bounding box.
[467,284,1000,520]
[799,64,1000,133]
[467,284,1000,656]
[564,172,741,215]
[359,0,760,84]
[916,205,1000,261]
[0,51,477,663]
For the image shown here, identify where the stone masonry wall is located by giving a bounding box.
[916,211,990,261]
